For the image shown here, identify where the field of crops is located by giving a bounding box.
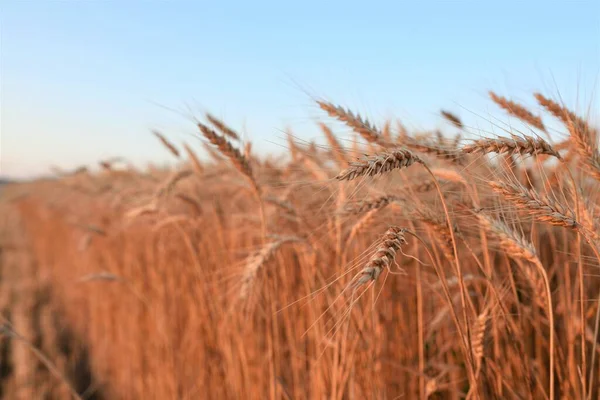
[0,91,599,399]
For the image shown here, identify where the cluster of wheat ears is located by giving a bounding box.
[0,90,599,399]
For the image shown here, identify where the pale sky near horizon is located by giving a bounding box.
[1,1,599,178]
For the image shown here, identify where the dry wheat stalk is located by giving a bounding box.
[351,226,407,289]
[319,123,348,167]
[452,133,462,148]
[154,169,193,199]
[405,138,465,165]
[382,120,392,142]
[489,91,546,131]
[206,113,240,140]
[345,209,381,250]
[244,142,252,159]
[462,134,560,159]
[441,110,463,129]
[412,179,438,193]
[336,149,423,181]
[264,195,297,216]
[489,180,577,229]
[152,130,181,158]
[176,193,203,216]
[198,122,259,193]
[476,211,554,398]
[125,202,158,220]
[239,237,303,301]
[183,143,204,174]
[203,142,225,163]
[343,195,400,214]
[286,128,299,162]
[429,168,468,186]
[415,207,458,261]
[476,212,542,289]
[301,155,329,181]
[317,100,388,146]
[396,121,408,143]
[535,93,600,180]
[471,307,490,370]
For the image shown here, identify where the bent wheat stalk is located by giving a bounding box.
[476,212,554,399]
[317,100,389,147]
[489,91,546,132]
[351,226,407,289]
[441,110,463,129]
[335,146,476,387]
[198,121,266,239]
[206,113,240,140]
[152,130,181,158]
[462,134,560,159]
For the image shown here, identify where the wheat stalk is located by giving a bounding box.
[351,226,407,289]
[415,207,458,262]
[406,138,465,165]
[489,180,577,229]
[319,123,348,167]
[441,110,463,129]
[239,237,303,301]
[183,143,204,174]
[382,120,393,142]
[198,122,259,193]
[535,93,600,180]
[489,91,546,131]
[343,195,400,214]
[206,113,240,140]
[476,212,554,398]
[154,169,193,199]
[152,130,181,158]
[471,307,490,370]
[336,149,423,181]
[462,134,560,159]
[317,100,388,146]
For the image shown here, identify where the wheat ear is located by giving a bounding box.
[462,134,560,159]
[336,149,423,181]
[351,226,407,289]
[489,91,546,131]
[198,122,259,192]
[489,180,577,229]
[152,130,181,158]
[183,143,204,174]
[319,123,348,167]
[476,212,554,398]
[239,237,303,302]
[441,110,463,129]
[343,195,400,215]
[198,121,266,239]
[206,113,240,140]
[535,93,600,180]
[317,100,388,146]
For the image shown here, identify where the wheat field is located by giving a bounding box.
[0,91,599,399]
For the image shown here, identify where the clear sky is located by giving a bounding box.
[2,0,599,178]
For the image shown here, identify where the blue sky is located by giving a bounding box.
[2,1,599,178]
